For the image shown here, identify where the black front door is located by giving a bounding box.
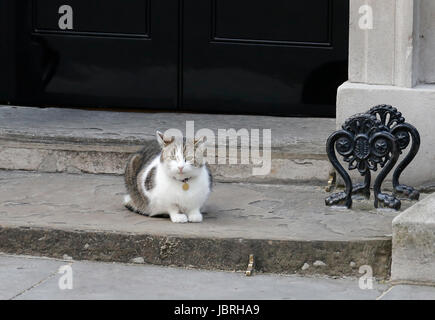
[182,0,349,117]
[0,0,349,116]
[7,0,179,109]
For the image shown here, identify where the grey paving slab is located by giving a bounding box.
[0,254,64,300]
[8,255,387,300]
[0,170,413,242]
[380,285,435,300]
[0,170,422,278]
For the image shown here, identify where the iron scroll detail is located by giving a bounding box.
[325,105,420,210]
[367,105,420,200]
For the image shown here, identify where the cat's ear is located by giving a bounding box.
[194,136,207,165]
[194,135,207,148]
[156,131,174,148]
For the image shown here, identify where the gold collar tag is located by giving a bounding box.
[182,182,189,191]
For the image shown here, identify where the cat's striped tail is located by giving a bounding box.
[124,153,150,215]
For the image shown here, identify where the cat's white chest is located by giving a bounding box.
[144,160,210,215]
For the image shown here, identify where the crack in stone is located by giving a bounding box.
[94,184,122,195]
[2,201,32,206]
[318,220,346,236]
[218,208,245,213]
[9,261,74,300]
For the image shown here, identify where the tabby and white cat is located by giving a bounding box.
[123,131,212,223]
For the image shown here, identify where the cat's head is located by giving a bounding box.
[156,131,206,180]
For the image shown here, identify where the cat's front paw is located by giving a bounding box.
[187,211,203,223]
[170,213,188,223]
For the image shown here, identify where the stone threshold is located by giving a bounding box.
[0,105,334,184]
[0,170,424,279]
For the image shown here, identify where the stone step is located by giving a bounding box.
[0,106,334,184]
[0,170,424,279]
[392,192,435,285]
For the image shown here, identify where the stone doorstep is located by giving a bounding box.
[0,105,333,183]
[0,135,331,184]
[0,171,425,279]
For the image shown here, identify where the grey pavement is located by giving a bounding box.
[379,285,435,300]
[1,254,434,300]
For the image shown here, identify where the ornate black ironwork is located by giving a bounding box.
[325,105,420,210]
[367,105,420,200]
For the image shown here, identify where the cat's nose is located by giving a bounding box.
[178,166,184,173]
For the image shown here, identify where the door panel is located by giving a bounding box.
[182,0,349,116]
[34,0,150,36]
[213,0,330,44]
[2,0,349,116]
[0,0,16,102]
[12,0,179,109]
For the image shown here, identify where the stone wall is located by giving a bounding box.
[419,0,435,84]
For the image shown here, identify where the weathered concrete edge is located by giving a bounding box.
[0,225,392,279]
